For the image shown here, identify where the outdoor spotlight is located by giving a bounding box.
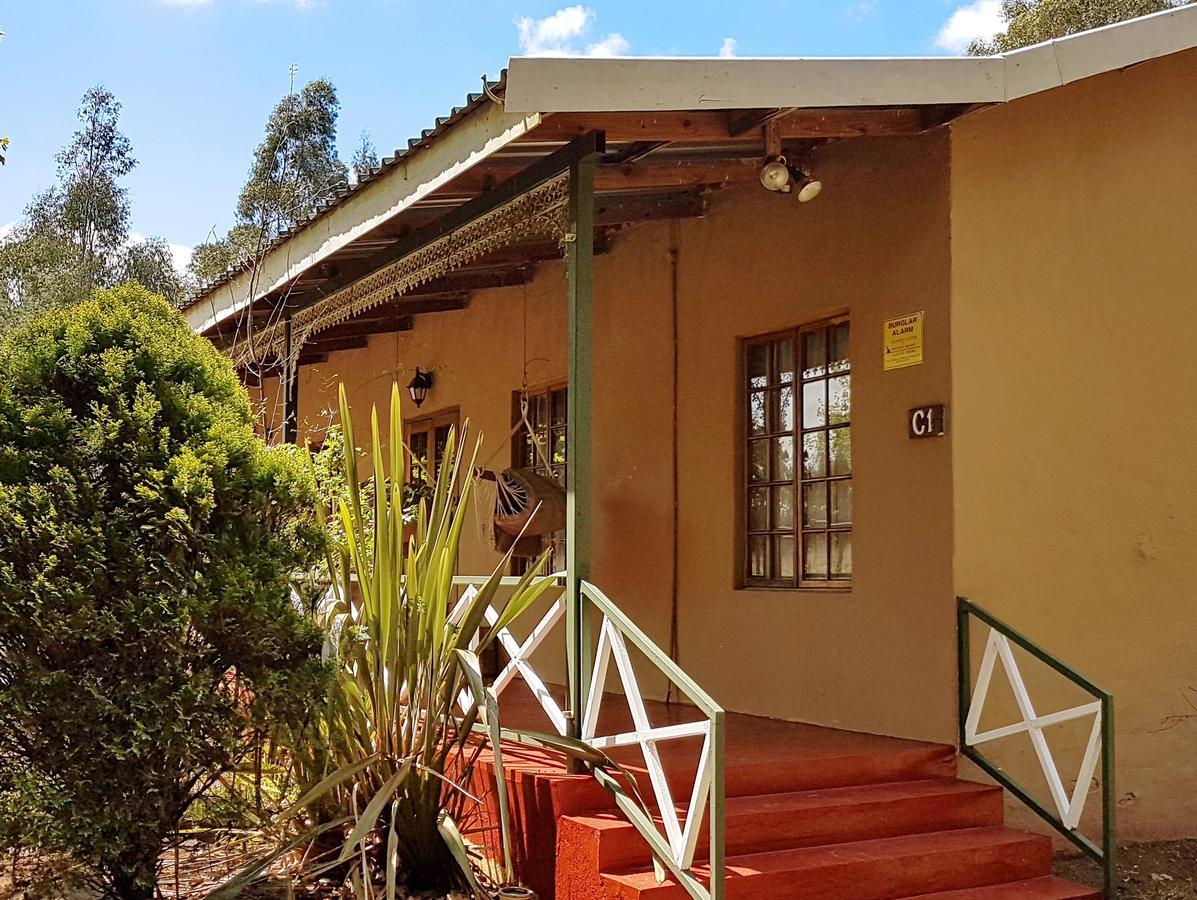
[760,156,822,202]
[795,172,823,203]
[406,367,434,407]
[760,156,793,192]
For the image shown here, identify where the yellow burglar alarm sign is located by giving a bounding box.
[883,311,924,370]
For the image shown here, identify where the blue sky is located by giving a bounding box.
[0,0,1003,266]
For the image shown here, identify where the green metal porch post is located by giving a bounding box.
[565,137,602,752]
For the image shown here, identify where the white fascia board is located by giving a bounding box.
[504,56,1005,112]
[1003,4,1197,100]
[186,103,543,334]
[505,4,1197,115]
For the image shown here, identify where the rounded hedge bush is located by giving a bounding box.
[0,284,326,897]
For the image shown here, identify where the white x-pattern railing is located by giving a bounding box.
[449,576,569,736]
[449,576,725,900]
[958,596,1115,899]
[964,627,1103,830]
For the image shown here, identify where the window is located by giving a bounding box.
[742,319,852,587]
[511,384,567,574]
[514,385,568,482]
[405,407,459,482]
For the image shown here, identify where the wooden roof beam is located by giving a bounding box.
[524,107,927,144]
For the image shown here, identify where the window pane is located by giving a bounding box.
[829,375,851,424]
[830,322,850,374]
[533,394,548,428]
[552,430,567,469]
[772,484,795,530]
[748,535,770,578]
[775,340,795,385]
[750,391,767,435]
[775,534,796,579]
[803,482,828,528]
[802,431,827,479]
[748,343,769,389]
[749,439,769,483]
[831,532,853,579]
[774,386,794,433]
[831,480,853,526]
[802,380,826,428]
[803,533,829,580]
[772,436,794,481]
[551,390,567,425]
[749,487,769,531]
[803,329,827,379]
[829,427,851,476]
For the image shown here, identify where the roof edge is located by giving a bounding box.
[503,4,1197,113]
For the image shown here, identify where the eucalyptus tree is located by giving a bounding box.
[189,79,350,286]
[0,86,187,326]
[969,0,1184,53]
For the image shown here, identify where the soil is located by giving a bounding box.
[1056,840,1197,898]
[6,840,1191,898]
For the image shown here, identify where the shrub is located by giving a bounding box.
[0,284,327,898]
[280,385,556,895]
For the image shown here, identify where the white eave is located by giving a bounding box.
[504,4,1197,112]
[185,102,543,334]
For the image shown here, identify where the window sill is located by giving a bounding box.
[736,582,852,594]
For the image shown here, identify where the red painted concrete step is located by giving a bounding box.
[599,827,1053,900]
[558,778,1005,876]
[902,875,1102,898]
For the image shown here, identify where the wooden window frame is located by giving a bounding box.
[510,381,569,480]
[510,381,568,576]
[404,406,460,482]
[737,317,852,591]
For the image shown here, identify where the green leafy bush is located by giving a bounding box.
[0,284,327,898]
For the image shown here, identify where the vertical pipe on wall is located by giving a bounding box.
[666,222,681,704]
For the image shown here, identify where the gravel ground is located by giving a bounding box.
[1056,841,1197,899]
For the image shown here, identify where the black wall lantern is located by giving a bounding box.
[407,367,434,408]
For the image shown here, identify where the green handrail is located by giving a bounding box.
[957,597,1116,898]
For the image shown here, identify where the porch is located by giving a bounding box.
[185,68,1116,898]
[468,686,1094,899]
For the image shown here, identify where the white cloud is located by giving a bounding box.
[585,32,630,57]
[128,232,193,276]
[935,0,1005,53]
[515,5,629,57]
[158,0,213,5]
[850,0,879,22]
[718,37,737,58]
[0,222,17,243]
[168,242,194,274]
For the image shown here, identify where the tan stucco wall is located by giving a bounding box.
[290,130,957,744]
[951,48,1197,839]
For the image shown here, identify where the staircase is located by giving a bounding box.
[558,758,1100,899]
[472,709,1099,900]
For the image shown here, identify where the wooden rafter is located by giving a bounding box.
[523,107,928,144]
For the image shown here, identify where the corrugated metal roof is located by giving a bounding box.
[188,72,507,306]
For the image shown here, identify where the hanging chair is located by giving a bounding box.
[492,467,566,556]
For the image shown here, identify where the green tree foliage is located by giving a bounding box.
[0,284,328,898]
[0,87,188,325]
[118,235,186,305]
[190,80,349,286]
[350,129,380,185]
[969,0,1184,53]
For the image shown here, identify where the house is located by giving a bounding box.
[184,8,1197,897]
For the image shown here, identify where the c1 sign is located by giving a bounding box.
[909,404,946,439]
